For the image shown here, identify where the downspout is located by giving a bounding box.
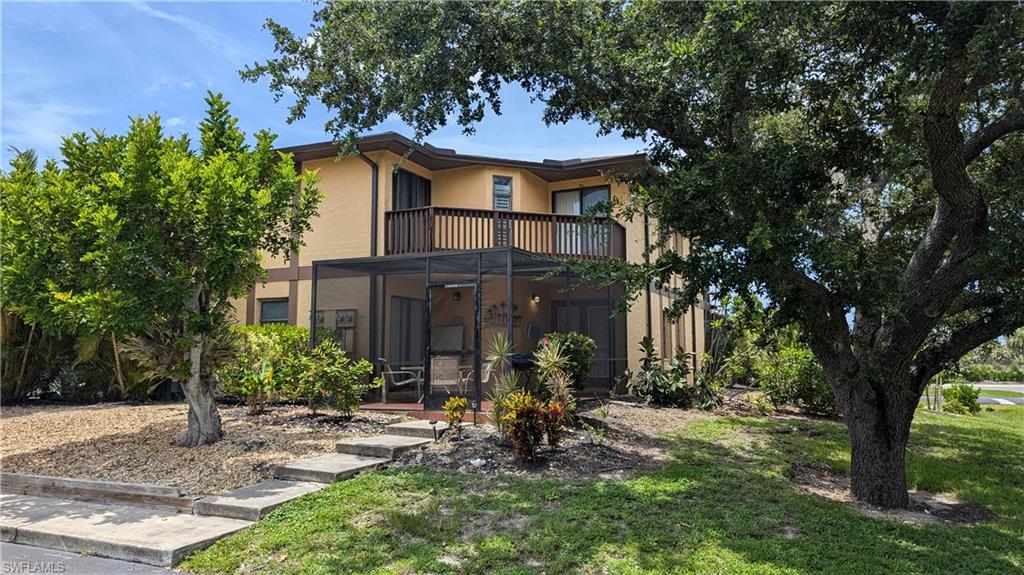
[358,153,380,372]
[643,207,653,352]
[357,153,379,257]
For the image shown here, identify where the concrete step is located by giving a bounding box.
[385,420,449,439]
[0,473,195,513]
[194,480,323,521]
[273,453,389,484]
[335,434,432,459]
[0,493,250,567]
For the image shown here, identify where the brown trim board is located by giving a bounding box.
[264,265,314,282]
[288,280,299,325]
[246,288,255,325]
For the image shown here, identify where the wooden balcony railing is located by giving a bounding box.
[385,206,626,259]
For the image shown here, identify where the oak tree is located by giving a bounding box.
[246,1,1023,506]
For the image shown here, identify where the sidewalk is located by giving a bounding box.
[1,542,170,575]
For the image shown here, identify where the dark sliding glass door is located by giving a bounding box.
[393,169,431,210]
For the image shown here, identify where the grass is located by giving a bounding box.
[974,389,1024,398]
[184,408,1024,575]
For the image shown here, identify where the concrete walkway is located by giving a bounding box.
[0,492,251,566]
[0,420,444,568]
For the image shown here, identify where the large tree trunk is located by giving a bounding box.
[178,335,223,447]
[840,373,916,509]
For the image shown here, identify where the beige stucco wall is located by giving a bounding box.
[232,148,705,381]
[429,165,549,213]
[299,155,375,266]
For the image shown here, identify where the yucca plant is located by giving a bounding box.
[486,331,514,369]
[534,339,568,384]
[485,331,520,437]
[544,371,577,416]
[487,370,520,438]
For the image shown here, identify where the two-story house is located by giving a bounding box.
[232,132,705,412]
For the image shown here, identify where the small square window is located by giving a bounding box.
[259,299,289,324]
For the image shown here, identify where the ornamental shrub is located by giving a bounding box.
[942,382,980,415]
[501,390,545,461]
[542,332,596,388]
[627,338,692,407]
[543,400,568,447]
[757,345,837,416]
[218,324,310,413]
[293,339,376,415]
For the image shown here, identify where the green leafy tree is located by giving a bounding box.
[246,2,1023,507]
[1,92,320,445]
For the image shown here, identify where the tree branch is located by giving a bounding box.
[878,203,933,240]
[963,104,1024,164]
[783,267,858,372]
[911,312,1024,392]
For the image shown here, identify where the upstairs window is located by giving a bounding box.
[493,176,513,245]
[552,186,612,256]
[393,169,431,210]
[552,186,610,216]
[259,299,289,324]
[492,176,512,211]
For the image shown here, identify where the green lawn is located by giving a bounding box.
[975,389,1024,398]
[184,408,1024,575]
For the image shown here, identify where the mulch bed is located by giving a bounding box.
[393,399,698,480]
[0,402,404,495]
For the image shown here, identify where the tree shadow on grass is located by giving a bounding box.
[188,414,1023,575]
[907,413,1024,520]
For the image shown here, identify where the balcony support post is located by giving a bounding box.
[427,206,435,252]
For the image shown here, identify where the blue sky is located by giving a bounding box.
[1,1,639,166]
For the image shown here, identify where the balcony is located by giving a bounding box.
[385,206,626,259]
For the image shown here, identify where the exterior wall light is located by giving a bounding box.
[530,293,541,304]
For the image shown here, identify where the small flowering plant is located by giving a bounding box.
[442,395,469,438]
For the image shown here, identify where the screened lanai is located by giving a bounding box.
[311,248,627,414]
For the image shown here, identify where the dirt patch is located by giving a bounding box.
[0,402,404,495]
[393,400,697,480]
[790,463,996,525]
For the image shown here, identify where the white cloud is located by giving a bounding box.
[1,68,101,163]
[165,116,187,127]
[129,1,251,66]
[2,99,98,162]
[144,75,200,94]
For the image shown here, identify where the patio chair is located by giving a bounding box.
[458,360,495,394]
[378,358,424,403]
[430,356,464,396]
